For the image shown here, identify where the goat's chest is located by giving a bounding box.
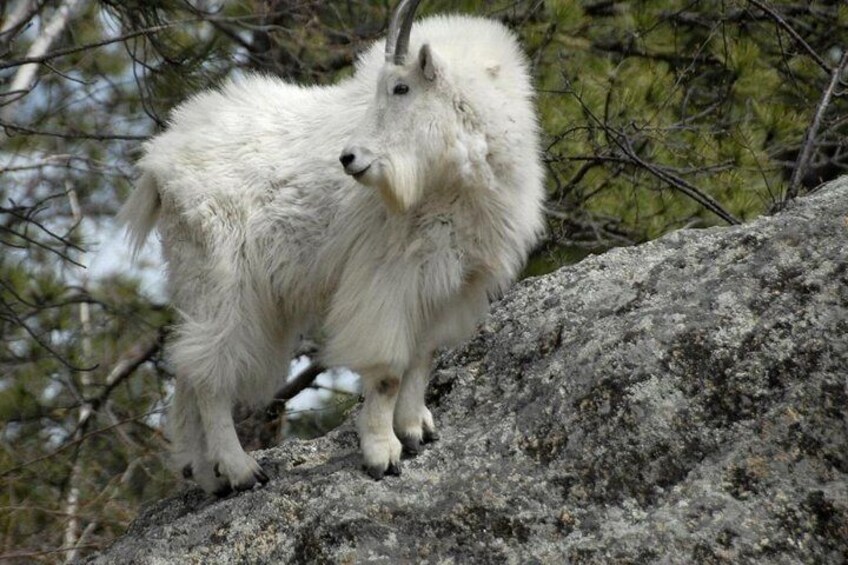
[398,215,460,259]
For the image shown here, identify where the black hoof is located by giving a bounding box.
[364,464,385,481]
[234,479,254,492]
[233,466,270,491]
[182,464,193,479]
[363,460,402,480]
[213,483,233,498]
[399,434,421,456]
[422,428,440,444]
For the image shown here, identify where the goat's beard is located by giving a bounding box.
[375,155,424,214]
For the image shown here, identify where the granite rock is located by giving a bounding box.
[91,177,848,564]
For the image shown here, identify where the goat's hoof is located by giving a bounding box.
[233,479,254,492]
[399,434,421,456]
[233,462,271,491]
[182,464,193,479]
[364,464,385,480]
[254,466,270,485]
[213,483,233,498]
[422,428,440,444]
[364,460,400,480]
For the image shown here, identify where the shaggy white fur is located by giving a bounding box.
[120,14,545,493]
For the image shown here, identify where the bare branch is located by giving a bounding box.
[265,362,328,421]
[746,0,830,74]
[93,332,164,409]
[0,409,163,478]
[0,22,178,71]
[0,224,86,267]
[615,134,742,225]
[559,81,741,226]
[0,295,95,370]
[784,51,848,203]
[1,196,85,252]
[0,118,147,141]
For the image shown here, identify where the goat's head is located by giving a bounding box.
[341,0,465,214]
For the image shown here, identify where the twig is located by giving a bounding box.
[746,0,830,74]
[1,198,85,251]
[784,50,848,203]
[0,224,86,267]
[0,544,101,561]
[0,118,146,141]
[309,383,357,396]
[0,22,178,71]
[1,0,82,121]
[0,295,95,371]
[0,409,163,478]
[561,80,741,225]
[616,135,741,225]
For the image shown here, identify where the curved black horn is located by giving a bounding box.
[385,0,422,64]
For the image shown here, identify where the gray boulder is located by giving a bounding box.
[92,177,848,564]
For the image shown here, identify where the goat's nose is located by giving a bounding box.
[339,153,355,168]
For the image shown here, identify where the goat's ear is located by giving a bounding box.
[418,44,440,81]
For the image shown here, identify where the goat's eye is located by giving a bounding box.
[393,83,410,95]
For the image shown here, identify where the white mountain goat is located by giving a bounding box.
[119,0,545,494]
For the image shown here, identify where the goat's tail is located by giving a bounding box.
[118,172,161,259]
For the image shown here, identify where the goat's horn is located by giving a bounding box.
[385,0,422,64]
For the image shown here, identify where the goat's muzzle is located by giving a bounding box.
[340,147,376,180]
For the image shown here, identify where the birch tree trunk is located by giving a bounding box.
[0,0,37,37]
[1,0,82,120]
[62,185,90,564]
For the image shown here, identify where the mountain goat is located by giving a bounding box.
[120,0,545,494]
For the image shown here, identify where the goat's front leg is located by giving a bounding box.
[394,352,438,455]
[358,370,403,480]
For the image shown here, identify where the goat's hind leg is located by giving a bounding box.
[196,390,268,495]
[171,327,269,495]
[169,379,221,493]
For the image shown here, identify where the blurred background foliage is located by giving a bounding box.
[1,0,846,560]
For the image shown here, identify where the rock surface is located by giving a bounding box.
[92,179,848,564]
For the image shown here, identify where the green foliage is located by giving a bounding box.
[0,261,175,559]
[530,0,846,270]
